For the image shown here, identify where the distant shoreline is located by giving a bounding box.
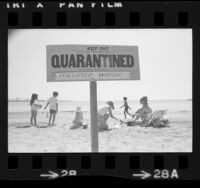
[8,99,192,102]
[8,100,73,102]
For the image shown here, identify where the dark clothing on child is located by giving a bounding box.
[49,109,57,114]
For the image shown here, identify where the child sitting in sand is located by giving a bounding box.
[44,91,59,127]
[71,106,88,129]
[120,97,133,119]
[30,93,42,127]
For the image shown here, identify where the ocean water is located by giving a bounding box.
[8,100,192,124]
[8,99,192,113]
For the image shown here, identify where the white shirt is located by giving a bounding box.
[98,105,110,116]
[31,99,38,111]
[48,97,58,110]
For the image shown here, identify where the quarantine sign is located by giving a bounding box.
[46,45,140,81]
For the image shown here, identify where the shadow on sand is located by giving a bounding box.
[13,122,49,129]
[36,125,49,128]
[98,128,112,132]
[15,125,32,128]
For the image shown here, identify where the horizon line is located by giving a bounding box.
[8,98,192,101]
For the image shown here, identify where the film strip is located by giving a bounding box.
[0,0,199,180]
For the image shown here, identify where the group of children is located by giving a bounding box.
[30,92,168,129]
[30,91,132,128]
[96,96,169,130]
[30,91,88,128]
[30,91,59,127]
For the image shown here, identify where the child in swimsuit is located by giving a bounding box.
[30,93,42,126]
[120,97,132,119]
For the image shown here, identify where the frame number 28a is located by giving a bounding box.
[153,169,179,179]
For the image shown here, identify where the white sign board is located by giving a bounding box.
[46,45,140,81]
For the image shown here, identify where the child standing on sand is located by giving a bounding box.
[30,93,42,126]
[120,97,132,119]
[44,91,59,127]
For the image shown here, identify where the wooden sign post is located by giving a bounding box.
[90,81,98,152]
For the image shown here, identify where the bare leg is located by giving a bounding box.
[34,112,37,126]
[127,112,133,118]
[52,114,56,125]
[125,109,132,118]
[124,110,127,119]
[30,112,33,125]
[34,116,37,126]
[49,114,52,125]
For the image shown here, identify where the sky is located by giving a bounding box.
[8,29,192,101]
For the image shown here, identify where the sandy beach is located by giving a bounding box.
[8,100,192,153]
